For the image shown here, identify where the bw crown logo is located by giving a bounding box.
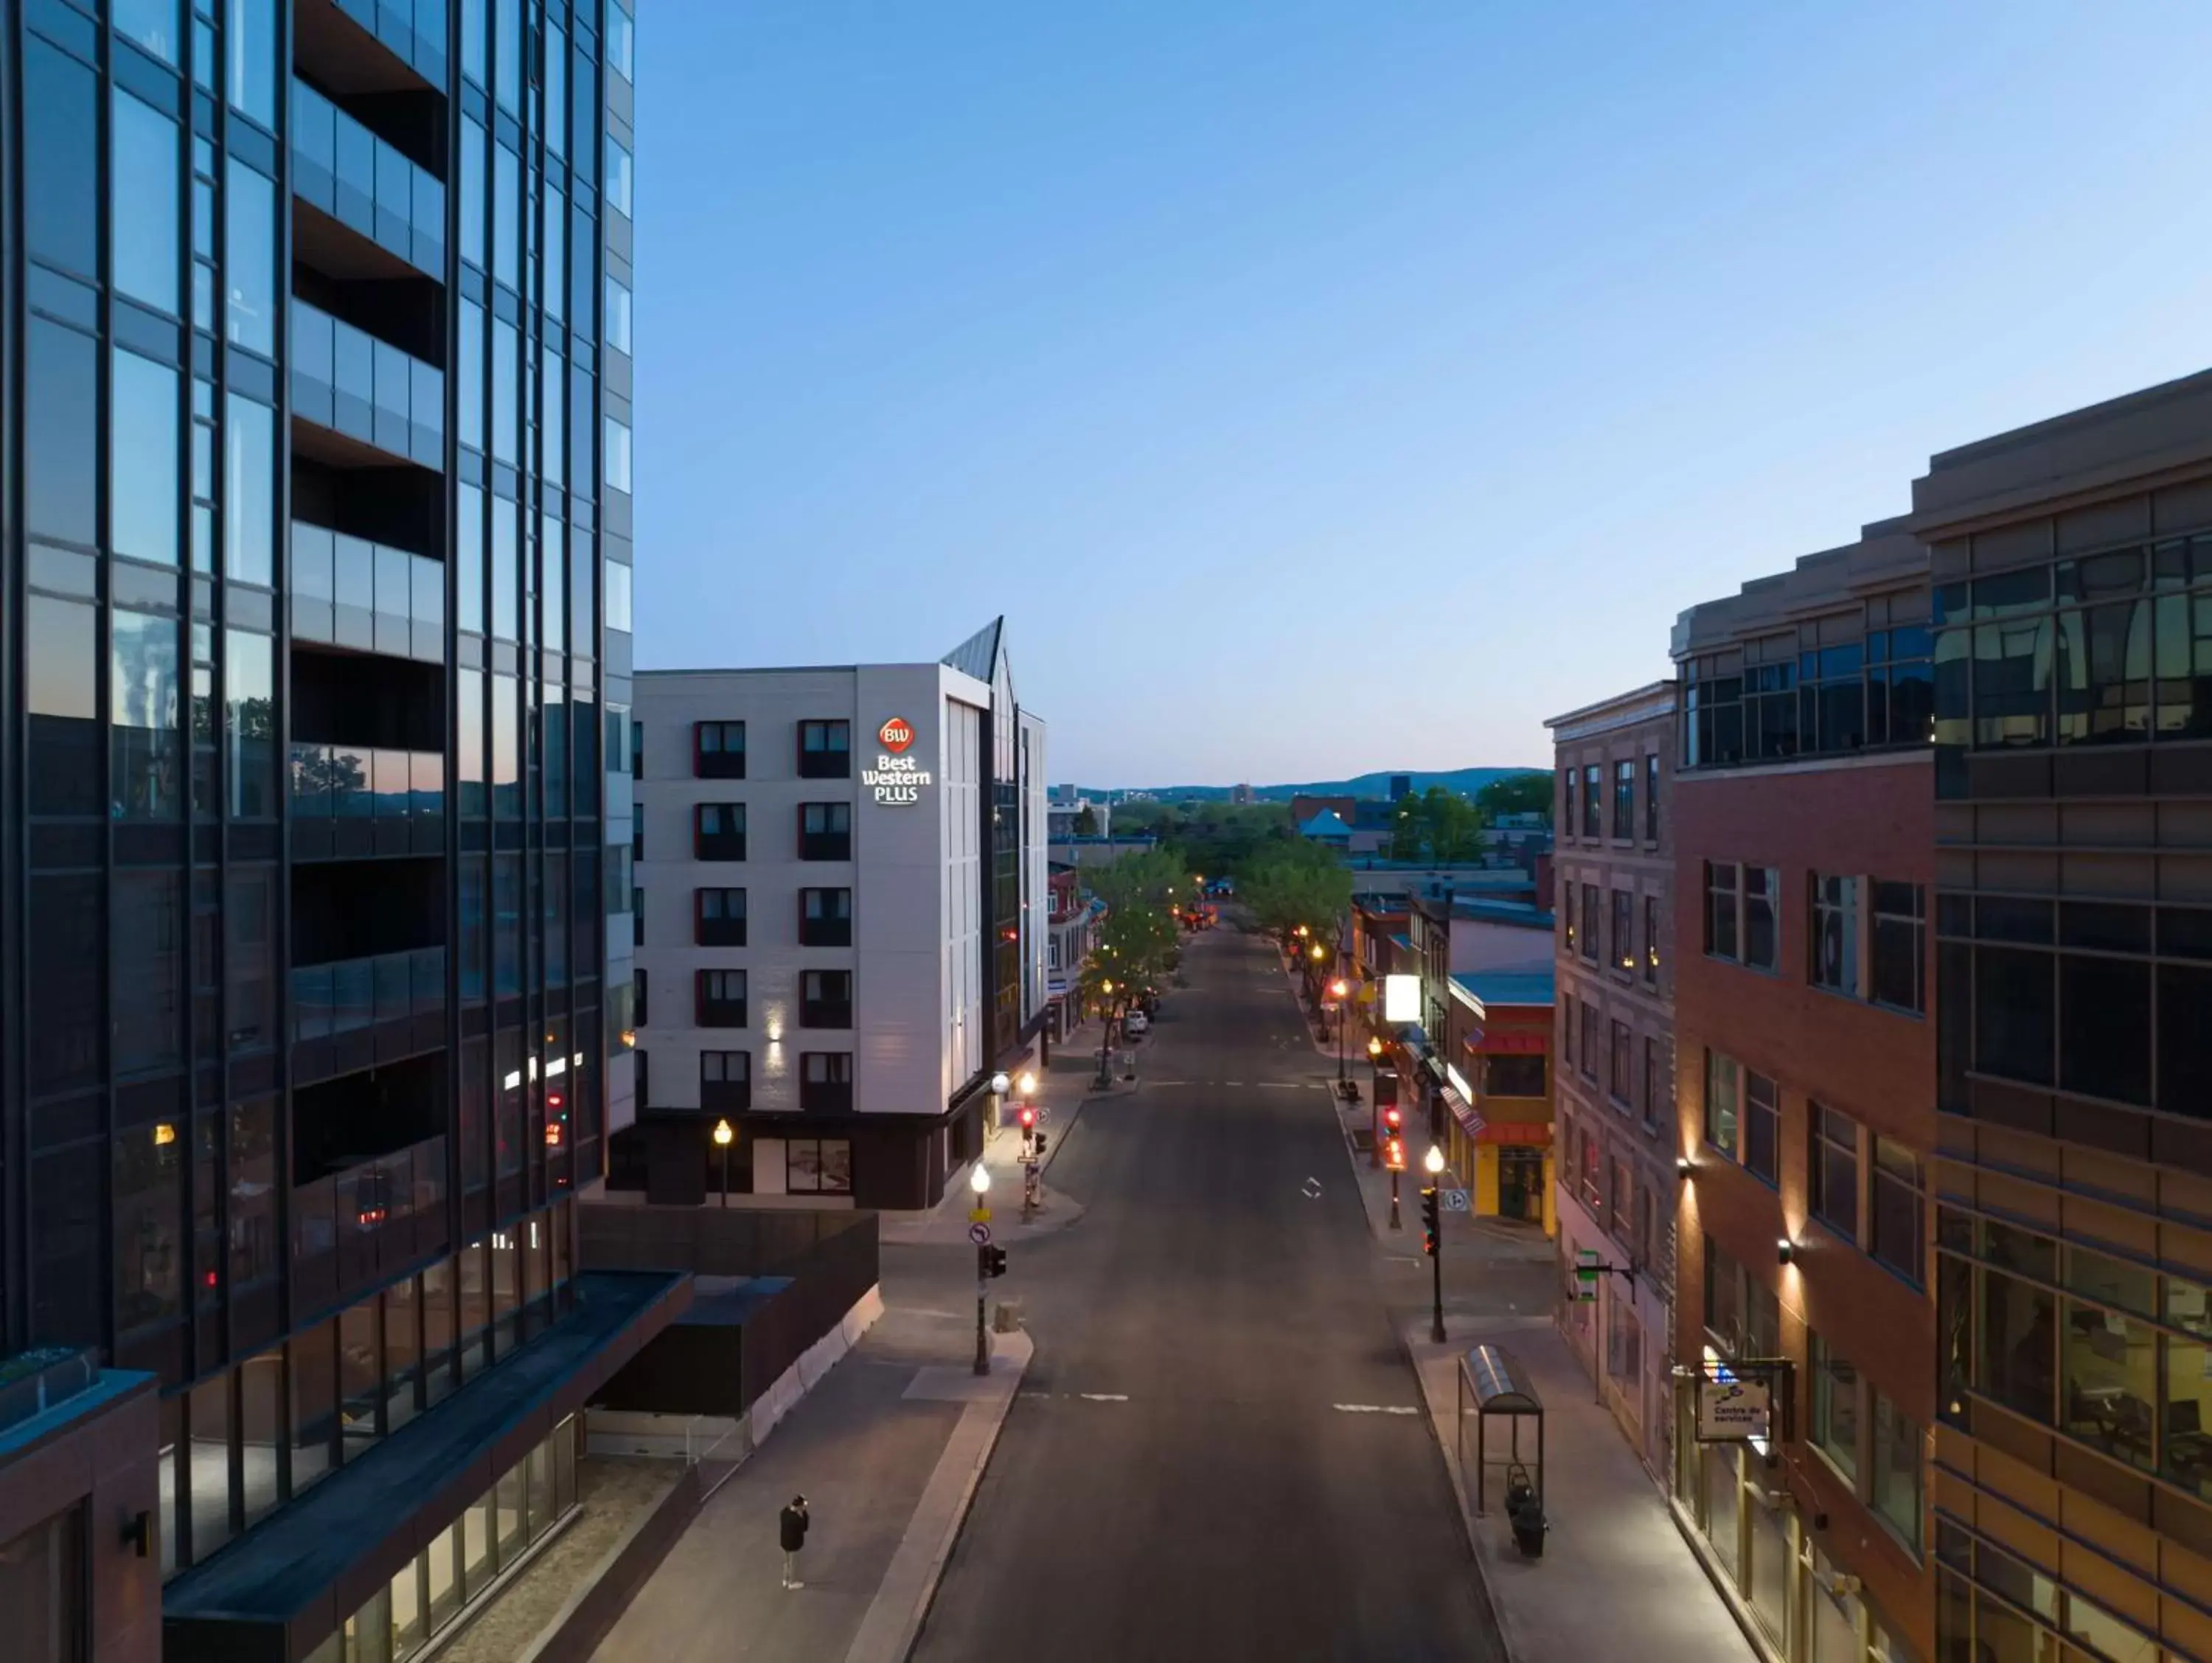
[877,717,915,754]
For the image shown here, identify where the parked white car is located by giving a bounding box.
[1122,1010,1151,1037]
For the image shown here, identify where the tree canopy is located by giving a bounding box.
[1475,770,1552,823]
[1237,840,1353,952]
[1075,848,1192,1022]
[1387,786,1487,863]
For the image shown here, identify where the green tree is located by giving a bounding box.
[1073,803,1099,835]
[1237,840,1352,952]
[1388,786,1487,862]
[1476,771,1553,823]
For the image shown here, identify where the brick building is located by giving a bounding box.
[1548,681,1677,1477]
[1672,523,1938,1662]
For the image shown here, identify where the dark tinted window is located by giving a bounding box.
[25,595,100,815]
[2160,965,2212,1121]
[24,36,97,274]
[2059,955,2149,1106]
[30,1141,102,1348]
[27,876,101,1095]
[25,320,97,546]
[1975,946,2053,1086]
[114,871,184,1075]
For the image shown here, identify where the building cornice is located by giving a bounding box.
[1545,682,1676,739]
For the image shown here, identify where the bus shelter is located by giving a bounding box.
[1456,1343,1543,1514]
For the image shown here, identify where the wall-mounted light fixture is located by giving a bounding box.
[1777,1238,1796,1266]
[1676,1156,1693,1179]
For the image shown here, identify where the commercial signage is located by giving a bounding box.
[1696,1372,1773,1443]
[1383,974,1422,1024]
[864,717,932,806]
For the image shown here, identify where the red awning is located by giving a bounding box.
[1477,1120,1553,1147]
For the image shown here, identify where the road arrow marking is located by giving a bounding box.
[1301,1178,1324,1199]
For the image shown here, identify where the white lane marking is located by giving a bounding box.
[1332,1404,1421,1415]
[1224,1081,1245,1087]
[1078,1392,1130,1402]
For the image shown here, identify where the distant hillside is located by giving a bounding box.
[1072,767,1544,803]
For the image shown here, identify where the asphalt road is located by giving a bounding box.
[906,926,1506,1663]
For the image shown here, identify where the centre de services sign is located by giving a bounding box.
[864,716,933,806]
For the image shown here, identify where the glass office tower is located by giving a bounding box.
[0,0,656,1654]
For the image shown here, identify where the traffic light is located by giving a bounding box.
[1420,1186,1441,1258]
[1382,1106,1402,1135]
[1017,1104,1037,1132]
[980,1244,1009,1279]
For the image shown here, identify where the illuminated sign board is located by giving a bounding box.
[1383,974,1421,1024]
[864,717,932,806]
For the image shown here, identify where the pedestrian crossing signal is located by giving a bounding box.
[979,1244,1009,1279]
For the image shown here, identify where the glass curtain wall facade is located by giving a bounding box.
[1921,377,2212,1663]
[1,0,635,1614]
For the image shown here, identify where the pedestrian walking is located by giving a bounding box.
[779,1493,810,1589]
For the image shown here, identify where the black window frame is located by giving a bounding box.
[1869,1134,1925,1286]
[1871,880,1927,1015]
[1579,883,1599,963]
[694,719,746,779]
[1743,1068,1778,1186]
[1644,894,1660,986]
[799,1050,855,1112]
[1644,752,1660,843]
[692,801,746,861]
[1612,759,1634,840]
[799,801,852,861]
[797,719,852,778]
[700,1049,751,1112]
[799,887,853,947]
[1607,1019,1632,1106]
[1580,764,1600,838]
[695,887,746,946]
[1809,1102,1860,1243]
[801,969,853,1028]
[1611,889,1634,977]
[695,968,748,1029]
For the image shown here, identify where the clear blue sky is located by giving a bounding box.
[630,1,2212,788]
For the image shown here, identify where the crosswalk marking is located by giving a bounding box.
[1332,1404,1421,1416]
[1079,1392,1130,1402]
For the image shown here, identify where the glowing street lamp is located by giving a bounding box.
[1424,1143,1448,1342]
[712,1118,735,1208]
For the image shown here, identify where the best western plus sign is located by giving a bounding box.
[866,716,932,804]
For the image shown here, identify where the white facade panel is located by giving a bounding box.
[632,649,1029,1137]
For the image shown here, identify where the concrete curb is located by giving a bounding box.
[1398,1319,1520,1663]
[843,1329,1035,1663]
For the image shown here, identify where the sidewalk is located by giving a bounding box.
[879,1056,1099,1247]
[1405,1313,1756,1663]
[593,1305,1033,1663]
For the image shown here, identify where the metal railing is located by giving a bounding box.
[289,298,445,468]
[291,946,445,1045]
[289,521,447,663]
[291,78,446,278]
[288,742,444,825]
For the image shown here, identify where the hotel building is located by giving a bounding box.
[627,621,1051,1210]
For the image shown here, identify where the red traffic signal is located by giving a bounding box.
[1018,1104,1037,1130]
[1382,1106,1402,1132]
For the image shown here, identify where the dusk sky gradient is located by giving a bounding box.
[630,2,2212,787]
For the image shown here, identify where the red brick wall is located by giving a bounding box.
[1672,752,1935,1653]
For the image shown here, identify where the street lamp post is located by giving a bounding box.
[1330,978,1349,1082]
[1425,1143,1447,1343]
[712,1118,734,1208]
[970,1162,992,1376]
[1367,1035,1385,1165]
[1095,980,1116,1089]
